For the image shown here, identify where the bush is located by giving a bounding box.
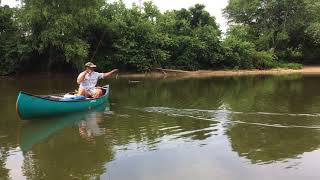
[252,51,277,69]
[276,47,303,62]
[278,62,303,69]
[222,36,255,69]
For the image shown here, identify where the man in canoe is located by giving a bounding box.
[77,62,118,98]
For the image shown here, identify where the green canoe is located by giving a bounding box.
[16,85,109,120]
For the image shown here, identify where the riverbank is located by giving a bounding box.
[118,66,320,79]
[3,66,320,80]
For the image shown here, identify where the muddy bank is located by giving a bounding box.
[118,66,320,79]
[3,66,320,80]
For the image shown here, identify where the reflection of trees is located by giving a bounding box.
[225,75,320,113]
[111,75,320,164]
[0,79,22,179]
[110,75,320,113]
[227,123,320,164]
[225,75,320,164]
[110,78,229,109]
[0,132,14,180]
[22,133,114,179]
[111,75,320,163]
[0,148,9,180]
[103,78,227,147]
[105,108,217,148]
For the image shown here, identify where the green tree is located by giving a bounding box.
[158,4,223,70]
[1,0,312,74]
[0,5,31,75]
[99,1,169,71]
[223,25,276,69]
[224,0,320,62]
[20,0,105,70]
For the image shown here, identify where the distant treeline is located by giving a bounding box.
[1,0,319,75]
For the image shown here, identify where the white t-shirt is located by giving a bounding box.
[79,71,104,91]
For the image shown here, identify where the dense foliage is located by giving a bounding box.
[0,0,319,75]
[224,0,320,63]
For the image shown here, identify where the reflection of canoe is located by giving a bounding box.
[20,104,108,152]
[16,85,109,119]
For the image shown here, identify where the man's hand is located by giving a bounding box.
[103,69,119,78]
[111,69,118,73]
[77,70,88,84]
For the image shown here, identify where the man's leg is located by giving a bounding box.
[93,88,103,98]
[78,87,87,96]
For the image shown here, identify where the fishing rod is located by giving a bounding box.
[89,29,119,79]
[90,29,107,62]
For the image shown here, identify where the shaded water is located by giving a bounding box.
[1,74,320,179]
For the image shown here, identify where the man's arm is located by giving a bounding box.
[103,69,118,78]
[77,71,88,84]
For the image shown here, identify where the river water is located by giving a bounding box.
[1,74,320,179]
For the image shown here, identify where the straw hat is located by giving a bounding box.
[84,62,97,68]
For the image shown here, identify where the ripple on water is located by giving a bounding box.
[142,106,320,129]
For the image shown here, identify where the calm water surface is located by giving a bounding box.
[1,74,320,179]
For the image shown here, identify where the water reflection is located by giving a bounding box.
[104,107,219,153]
[223,75,320,164]
[2,75,320,179]
[226,113,320,164]
[134,75,320,165]
[227,124,320,164]
[141,106,320,165]
[18,103,220,179]
[20,103,110,151]
[78,106,111,142]
[19,104,114,179]
[0,148,10,180]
